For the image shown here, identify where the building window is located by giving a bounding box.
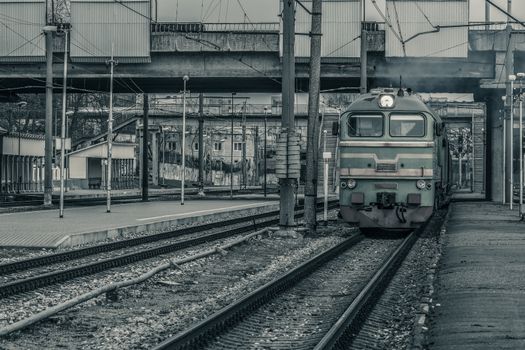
[234,142,242,151]
[214,142,222,151]
[167,141,177,151]
[194,143,199,151]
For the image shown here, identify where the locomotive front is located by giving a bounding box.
[337,91,444,230]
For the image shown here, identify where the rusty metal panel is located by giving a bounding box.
[0,0,46,62]
[70,0,150,63]
[385,0,468,58]
[289,0,361,58]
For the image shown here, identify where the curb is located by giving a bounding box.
[54,203,279,248]
[410,206,452,350]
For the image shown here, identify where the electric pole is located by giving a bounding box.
[505,4,514,205]
[106,44,117,213]
[304,0,323,233]
[241,103,247,190]
[277,0,300,229]
[44,25,57,206]
[59,28,68,218]
[254,126,259,186]
[198,93,205,196]
[230,93,235,199]
[360,0,367,93]
[142,93,149,202]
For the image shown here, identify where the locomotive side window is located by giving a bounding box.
[347,114,383,137]
[389,114,425,137]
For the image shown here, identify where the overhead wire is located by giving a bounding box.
[3,32,44,57]
[112,0,155,23]
[0,20,44,53]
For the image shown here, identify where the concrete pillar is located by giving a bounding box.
[489,95,504,202]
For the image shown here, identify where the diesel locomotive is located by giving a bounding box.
[335,89,450,231]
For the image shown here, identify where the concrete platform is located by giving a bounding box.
[0,199,278,249]
[427,202,525,350]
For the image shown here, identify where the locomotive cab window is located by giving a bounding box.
[389,114,425,137]
[347,114,383,137]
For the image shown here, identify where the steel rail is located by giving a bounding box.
[153,234,364,350]
[0,202,338,299]
[313,231,418,350]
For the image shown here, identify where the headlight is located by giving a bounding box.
[347,179,357,189]
[416,179,426,190]
[378,94,395,108]
[340,181,347,189]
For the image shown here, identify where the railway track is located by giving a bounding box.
[153,230,419,350]
[0,201,338,299]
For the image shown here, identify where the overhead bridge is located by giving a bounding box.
[0,23,524,94]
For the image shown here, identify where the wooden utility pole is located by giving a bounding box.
[142,93,149,202]
[304,0,323,232]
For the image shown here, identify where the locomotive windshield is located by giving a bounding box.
[347,114,383,137]
[389,114,425,137]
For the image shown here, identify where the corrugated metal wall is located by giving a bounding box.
[152,0,279,23]
[283,0,361,58]
[70,0,150,63]
[0,0,46,62]
[385,0,468,58]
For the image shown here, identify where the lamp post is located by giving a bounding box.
[181,75,189,205]
[263,106,268,197]
[517,72,525,218]
[502,95,507,204]
[509,74,516,210]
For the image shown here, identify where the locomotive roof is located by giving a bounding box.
[346,93,442,123]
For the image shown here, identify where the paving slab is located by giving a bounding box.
[427,202,525,350]
[0,199,277,249]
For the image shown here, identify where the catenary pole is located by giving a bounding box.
[142,94,149,202]
[44,25,57,206]
[181,75,189,205]
[360,0,367,94]
[198,93,204,196]
[59,28,68,218]
[106,43,116,213]
[241,104,247,189]
[230,92,235,199]
[280,0,297,228]
[264,107,268,197]
[304,0,323,233]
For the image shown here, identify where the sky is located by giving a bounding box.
[153,0,525,24]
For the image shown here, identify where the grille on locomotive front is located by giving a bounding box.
[376,162,397,172]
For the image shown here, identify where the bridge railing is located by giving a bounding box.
[151,22,280,34]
